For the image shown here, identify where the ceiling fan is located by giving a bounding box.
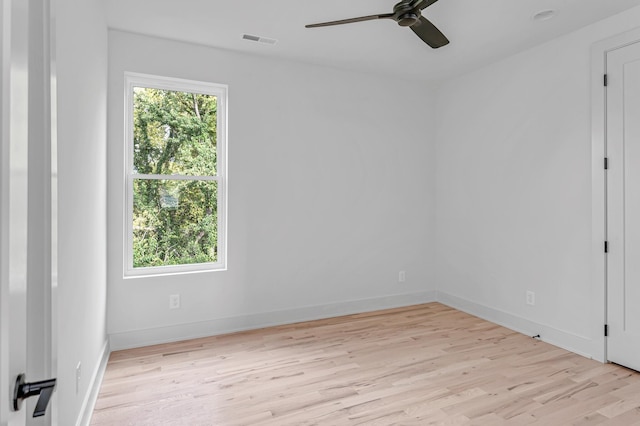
[305,0,449,49]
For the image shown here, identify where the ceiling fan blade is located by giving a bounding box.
[410,16,449,48]
[412,0,439,11]
[306,13,394,28]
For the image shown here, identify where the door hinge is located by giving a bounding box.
[605,241,609,253]
[604,324,608,337]
[604,74,608,87]
[604,157,609,170]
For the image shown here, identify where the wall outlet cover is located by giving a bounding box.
[526,291,535,306]
[169,294,181,310]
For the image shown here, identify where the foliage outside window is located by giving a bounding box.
[125,73,227,276]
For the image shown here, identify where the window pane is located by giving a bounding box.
[133,179,218,268]
[133,87,217,176]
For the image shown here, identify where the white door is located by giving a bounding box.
[607,40,640,371]
[1,0,56,424]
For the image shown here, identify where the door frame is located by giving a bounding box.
[1,0,32,423]
[0,0,18,422]
[591,28,640,363]
[1,0,57,423]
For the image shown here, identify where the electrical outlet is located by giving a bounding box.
[169,294,180,310]
[76,362,81,395]
[399,271,406,283]
[526,291,535,306]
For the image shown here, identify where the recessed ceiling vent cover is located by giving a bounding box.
[533,9,556,21]
[242,34,278,45]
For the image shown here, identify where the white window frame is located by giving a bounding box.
[124,72,228,277]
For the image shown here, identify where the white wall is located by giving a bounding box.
[56,0,108,424]
[107,31,437,349]
[435,6,640,359]
[105,6,640,361]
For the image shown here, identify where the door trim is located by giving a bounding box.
[1,0,13,422]
[591,28,640,363]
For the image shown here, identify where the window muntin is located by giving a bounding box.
[125,73,227,276]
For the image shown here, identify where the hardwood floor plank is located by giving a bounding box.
[91,303,640,425]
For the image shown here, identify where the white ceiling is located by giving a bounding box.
[105,0,640,83]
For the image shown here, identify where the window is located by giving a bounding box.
[124,73,227,276]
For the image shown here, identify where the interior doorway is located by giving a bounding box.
[605,39,640,372]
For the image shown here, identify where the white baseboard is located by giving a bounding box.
[436,291,594,359]
[109,290,438,351]
[76,340,110,426]
[107,289,597,365]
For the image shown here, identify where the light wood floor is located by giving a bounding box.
[91,303,640,425]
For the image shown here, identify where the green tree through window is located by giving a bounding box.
[130,84,223,270]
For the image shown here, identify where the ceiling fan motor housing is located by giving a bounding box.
[394,1,421,26]
[398,13,419,26]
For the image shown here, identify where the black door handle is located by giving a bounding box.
[13,374,57,417]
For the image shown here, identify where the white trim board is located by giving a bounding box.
[109,289,597,359]
[437,291,594,360]
[109,290,599,358]
[76,341,110,426]
[109,291,438,351]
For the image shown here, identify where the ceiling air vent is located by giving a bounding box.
[242,34,278,45]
